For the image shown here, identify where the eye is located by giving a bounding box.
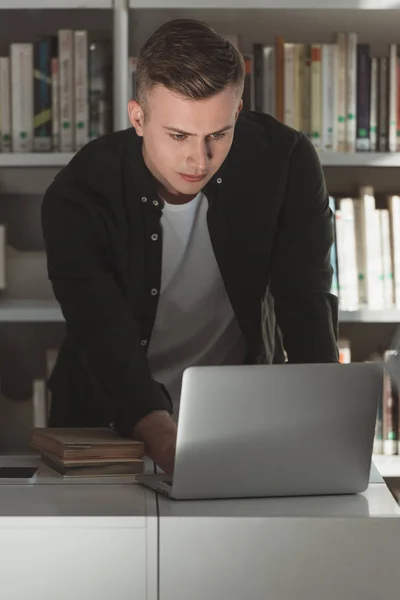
[210,132,227,141]
[169,133,187,142]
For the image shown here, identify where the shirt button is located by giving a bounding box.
[151,233,158,241]
[141,196,147,203]
[151,288,158,296]
[217,177,222,184]
[153,200,159,206]
[140,339,147,346]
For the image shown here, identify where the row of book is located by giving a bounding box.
[240,32,400,153]
[339,339,399,456]
[329,187,400,310]
[0,31,137,153]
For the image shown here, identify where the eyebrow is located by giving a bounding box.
[163,125,233,137]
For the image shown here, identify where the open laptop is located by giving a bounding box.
[135,362,383,500]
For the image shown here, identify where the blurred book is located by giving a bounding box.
[31,427,144,461]
[40,450,144,478]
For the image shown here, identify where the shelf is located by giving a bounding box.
[339,308,400,323]
[129,0,400,8]
[0,153,75,168]
[0,300,63,322]
[2,152,400,169]
[319,152,400,167]
[0,0,112,8]
[372,455,400,478]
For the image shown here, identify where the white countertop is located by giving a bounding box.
[0,453,157,527]
[0,454,398,523]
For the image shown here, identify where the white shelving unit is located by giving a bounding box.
[0,154,75,168]
[339,308,400,323]
[319,152,400,168]
[128,0,400,8]
[0,0,112,8]
[0,300,63,322]
[2,152,400,169]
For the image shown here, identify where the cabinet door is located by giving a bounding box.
[0,525,147,600]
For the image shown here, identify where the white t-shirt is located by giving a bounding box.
[147,191,247,422]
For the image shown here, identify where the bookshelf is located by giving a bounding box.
[3,151,400,169]
[320,152,400,167]
[0,1,113,8]
[128,0,400,8]
[339,309,400,323]
[0,154,74,168]
[0,301,398,323]
[0,1,400,457]
[0,300,62,322]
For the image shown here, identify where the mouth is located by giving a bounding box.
[178,173,207,183]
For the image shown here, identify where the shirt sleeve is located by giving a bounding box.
[41,172,173,434]
[269,133,339,363]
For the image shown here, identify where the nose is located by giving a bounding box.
[187,140,211,173]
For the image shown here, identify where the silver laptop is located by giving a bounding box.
[135,362,383,500]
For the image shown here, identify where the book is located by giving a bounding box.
[31,427,145,461]
[40,450,144,477]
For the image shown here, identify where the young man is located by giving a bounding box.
[41,19,339,474]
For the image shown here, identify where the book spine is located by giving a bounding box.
[284,43,295,128]
[0,57,11,152]
[0,224,6,290]
[338,338,351,363]
[388,195,400,309]
[293,44,301,131]
[338,198,359,310]
[58,29,74,152]
[33,379,47,428]
[374,388,384,455]
[356,43,370,151]
[298,43,310,138]
[11,43,34,153]
[275,36,284,123]
[262,46,275,117]
[51,58,60,151]
[379,57,388,151]
[336,33,347,153]
[361,187,385,310]
[379,209,394,308]
[321,43,337,152]
[397,46,400,151]
[242,55,254,111]
[346,33,357,152]
[369,57,378,152]
[352,198,368,305]
[382,361,398,456]
[74,30,89,151]
[388,44,398,152]
[33,38,52,152]
[310,44,321,150]
[253,43,263,113]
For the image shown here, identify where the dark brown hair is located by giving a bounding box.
[136,19,245,111]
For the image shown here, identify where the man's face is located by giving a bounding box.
[128,84,242,202]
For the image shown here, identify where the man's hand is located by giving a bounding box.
[133,410,177,474]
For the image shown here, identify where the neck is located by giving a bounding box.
[158,187,198,205]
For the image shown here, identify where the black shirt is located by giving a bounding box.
[41,111,339,435]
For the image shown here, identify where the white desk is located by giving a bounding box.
[157,476,400,600]
[1,455,400,600]
[0,454,158,600]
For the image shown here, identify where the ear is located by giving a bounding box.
[128,99,144,136]
[236,99,243,120]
